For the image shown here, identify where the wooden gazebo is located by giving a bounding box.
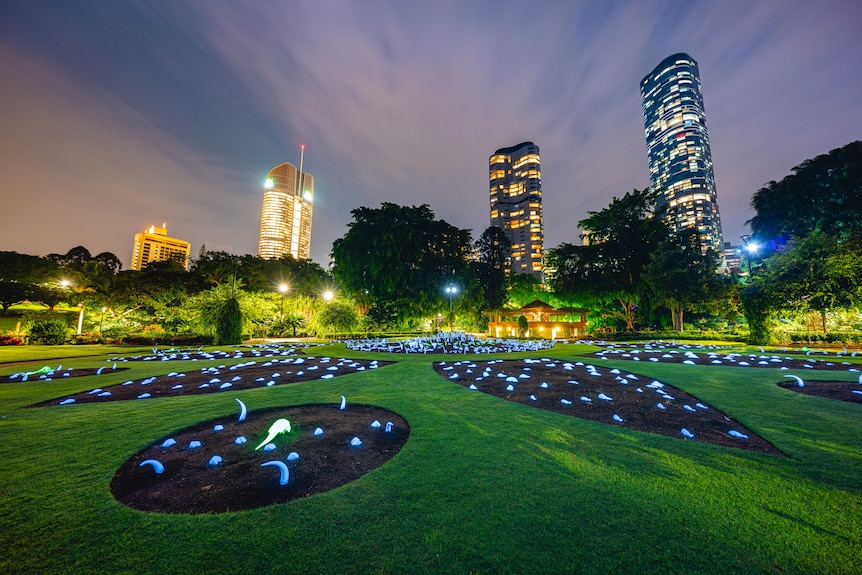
[486,299,589,339]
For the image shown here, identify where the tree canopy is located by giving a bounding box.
[330,203,473,321]
[748,140,862,241]
[547,188,667,330]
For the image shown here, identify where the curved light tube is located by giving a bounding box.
[785,374,804,387]
[261,460,289,485]
[140,459,165,474]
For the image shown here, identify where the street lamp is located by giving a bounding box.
[743,239,761,274]
[278,284,289,318]
[444,284,458,330]
[322,290,334,301]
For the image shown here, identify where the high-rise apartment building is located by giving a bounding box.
[130,224,191,270]
[258,150,314,260]
[640,53,724,256]
[489,141,544,280]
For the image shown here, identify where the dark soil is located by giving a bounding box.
[29,356,391,407]
[110,403,409,514]
[593,347,861,372]
[0,365,129,384]
[434,358,785,456]
[107,344,314,362]
[777,379,862,403]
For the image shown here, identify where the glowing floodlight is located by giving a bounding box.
[303,190,313,202]
[323,290,334,301]
[264,178,275,189]
[744,241,761,254]
[255,418,291,450]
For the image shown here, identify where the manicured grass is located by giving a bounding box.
[1,342,860,574]
[0,345,154,364]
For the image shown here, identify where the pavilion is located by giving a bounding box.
[486,299,589,339]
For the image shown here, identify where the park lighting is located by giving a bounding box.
[742,238,761,274]
[59,279,70,288]
[76,303,84,335]
[278,284,289,318]
[322,290,334,301]
[444,284,459,330]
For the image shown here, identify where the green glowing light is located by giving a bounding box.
[255,418,291,450]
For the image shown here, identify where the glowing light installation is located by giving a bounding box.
[140,459,164,474]
[261,460,290,485]
[255,419,291,450]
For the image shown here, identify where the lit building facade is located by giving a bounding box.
[640,53,724,256]
[489,141,544,280]
[257,161,314,260]
[130,224,191,270]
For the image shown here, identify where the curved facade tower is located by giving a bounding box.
[640,53,724,256]
[257,162,314,260]
[489,141,544,279]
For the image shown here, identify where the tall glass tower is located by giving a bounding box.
[640,53,724,256]
[489,141,544,280]
[258,154,314,260]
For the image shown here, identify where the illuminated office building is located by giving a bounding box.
[130,223,191,270]
[258,152,314,260]
[640,53,724,256]
[489,142,544,280]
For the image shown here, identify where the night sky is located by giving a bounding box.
[2,1,861,269]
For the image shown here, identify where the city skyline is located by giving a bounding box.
[1,1,861,269]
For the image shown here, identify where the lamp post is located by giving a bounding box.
[278,284,289,318]
[322,290,334,302]
[444,284,458,330]
[742,237,761,275]
[76,304,84,335]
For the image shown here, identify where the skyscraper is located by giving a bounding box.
[130,223,191,270]
[640,53,724,256]
[489,141,544,280]
[258,149,314,260]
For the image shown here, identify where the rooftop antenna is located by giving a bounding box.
[297,144,305,197]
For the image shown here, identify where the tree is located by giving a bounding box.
[763,231,862,333]
[0,252,59,284]
[506,273,545,309]
[548,188,667,330]
[0,282,33,315]
[474,226,511,309]
[748,140,862,241]
[643,229,728,331]
[516,315,529,337]
[331,203,473,321]
[310,301,359,337]
[215,297,243,345]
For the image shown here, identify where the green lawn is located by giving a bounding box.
[1,342,860,574]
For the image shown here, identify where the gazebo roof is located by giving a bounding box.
[520,299,556,311]
[490,300,590,314]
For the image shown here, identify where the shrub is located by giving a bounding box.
[215,297,243,345]
[28,319,69,345]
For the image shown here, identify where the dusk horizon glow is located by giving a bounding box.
[1,1,860,269]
